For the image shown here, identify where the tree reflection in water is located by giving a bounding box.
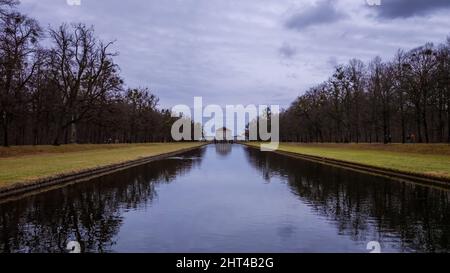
[0,148,204,253]
[244,147,450,252]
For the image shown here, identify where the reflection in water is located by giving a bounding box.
[1,145,449,253]
[244,148,450,252]
[215,143,232,156]
[0,148,204,253]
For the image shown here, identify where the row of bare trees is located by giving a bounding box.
[280,40,450,143]
[0,1,181,146]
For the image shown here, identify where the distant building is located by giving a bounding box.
[215,127,232,142]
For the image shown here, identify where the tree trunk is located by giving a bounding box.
[70,122,77,144]
[416,105,423,143]
[2,122,8,147]
[422,107,429,143]
[448,98,450,143]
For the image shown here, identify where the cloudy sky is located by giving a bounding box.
[20,0,450,110]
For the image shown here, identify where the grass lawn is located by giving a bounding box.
[0,142,204,188]
[245,142,450,180]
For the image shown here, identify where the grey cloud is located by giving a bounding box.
[373,0,450,19]
[327,56,338,68]
[18,0,450,110]
[279,43,297,59]
[285,0,346,31]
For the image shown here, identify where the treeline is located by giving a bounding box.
[0,1,182,146]
[280,39,450,143]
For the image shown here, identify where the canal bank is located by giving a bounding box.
[1,144,449,253]
[242,142,450,188]
[0,143,207,200]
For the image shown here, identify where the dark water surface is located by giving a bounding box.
[1,144,449,253]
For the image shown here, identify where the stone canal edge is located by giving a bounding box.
[242,143,450,189]
[0,144,208,201]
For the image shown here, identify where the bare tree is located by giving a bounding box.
[0,0,17,17]
[279,40,450,144]
[403,44,438,143]
[0,12,42,146]
[0,1,187,146]
[48,24,122,145]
